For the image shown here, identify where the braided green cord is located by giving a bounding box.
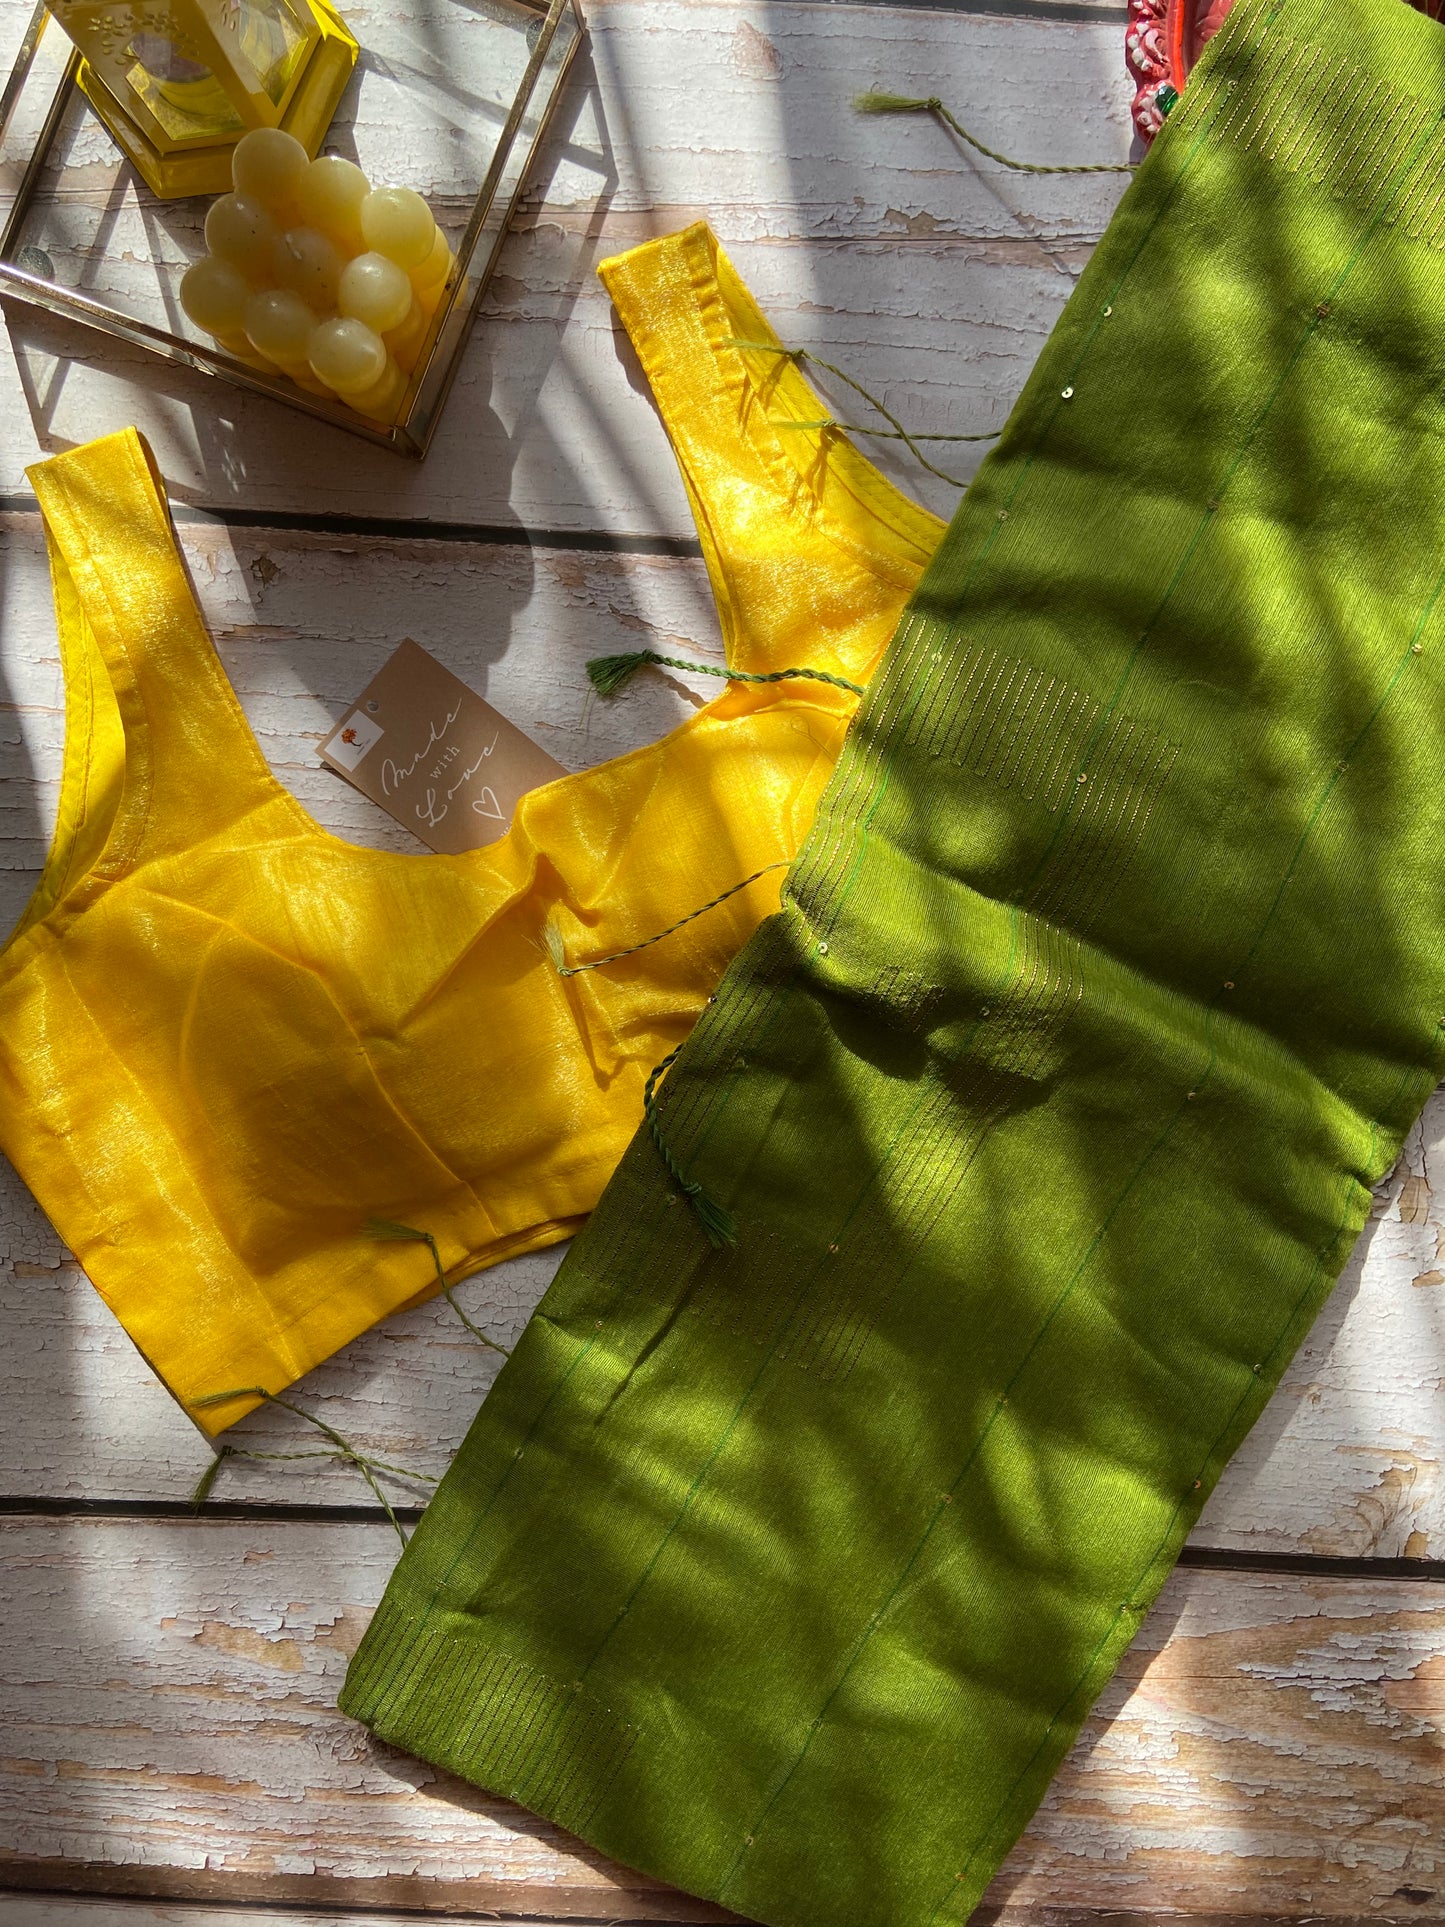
[590,647,866,699]
[854,91,1136,176]
[643,1046,737,1248]
[227,1445,438,1481]
[548,861,790,977]
[725,336,973,487]
[364,1217,511,1358]
[654,648,865,697]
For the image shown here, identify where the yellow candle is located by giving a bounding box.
[308,315,390,396]
[273,227,344,312]
[337,251,413,333]
[296,155,371,253]
[188,141,452,421]
[408,227,455,318]
[231,127,310,223]
[345,358,407,422]
[180,255,254,338]
[214,333,280,372]
[360,185,435,270]
[204,194,279,284]
[245,289,331,393]
[382,295,429,373]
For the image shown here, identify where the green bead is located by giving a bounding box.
[1157,82,1181,116]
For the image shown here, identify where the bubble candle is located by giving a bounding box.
[244,289,329,393]
[180,126,458,425]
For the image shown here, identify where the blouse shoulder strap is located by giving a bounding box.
[599,223,945,685]
[26,428,278,873]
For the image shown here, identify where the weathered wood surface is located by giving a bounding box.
[0,0,1135,531]
[1,1521,1441,1916]
[0,508,1440,1554]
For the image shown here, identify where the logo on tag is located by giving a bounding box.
[321,708,384,771]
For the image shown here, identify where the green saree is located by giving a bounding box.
[343,0,1445,1919]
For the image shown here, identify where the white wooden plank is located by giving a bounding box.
[0,0,1134,529]
[1,1519,1441,1915]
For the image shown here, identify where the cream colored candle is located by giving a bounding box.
[382,296,429,373]
[308,315,392,394]
[182,129,448,424]
[296,155,371,253]
[273,227,345,312]
[204,194,279,284]
[409,226,452,291]
[180,255,251,337]
[359,185,435,268]
[244,289,331,394]
[179,256,276,369]
[345,359,407,421]
[337,252,413,333]
[231,128,309,225]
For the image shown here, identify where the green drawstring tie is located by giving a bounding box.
[724,337,992,487]
[853,91,1137,176]
[190,1387,438,1545]
[544,861,789,977]
[191,1224,512,1538]
[363,1218,512,1356]
[586,648,865,700]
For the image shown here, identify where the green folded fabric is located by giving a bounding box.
[343,1,1445,1920]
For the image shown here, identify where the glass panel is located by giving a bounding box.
[0,0,583,451]
[408,0,580,446]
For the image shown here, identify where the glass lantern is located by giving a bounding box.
[42,0,359,196]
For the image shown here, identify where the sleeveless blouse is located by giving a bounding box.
[0,221,943,1433]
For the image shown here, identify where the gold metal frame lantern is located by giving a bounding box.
[43,0,359,197]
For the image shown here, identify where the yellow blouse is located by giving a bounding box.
[0,222,943,1433]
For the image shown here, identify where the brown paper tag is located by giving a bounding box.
[318,637,567,854]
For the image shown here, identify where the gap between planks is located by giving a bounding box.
[0,1909,1440,1927]
[0,497,705,560]
[2,1497,1445,1586]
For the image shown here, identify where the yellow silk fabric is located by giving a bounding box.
[0,222,943,1434]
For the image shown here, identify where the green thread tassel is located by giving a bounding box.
[853,90,1135,176]
[853,92,937,113]
[687,1184,739,1249]
[364,1218,511,1358]
[189,1443,234,1509]
[542,916,570,974]
[585,649,865,700]
[643,1045,737,1248]
[586,651,655,697]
